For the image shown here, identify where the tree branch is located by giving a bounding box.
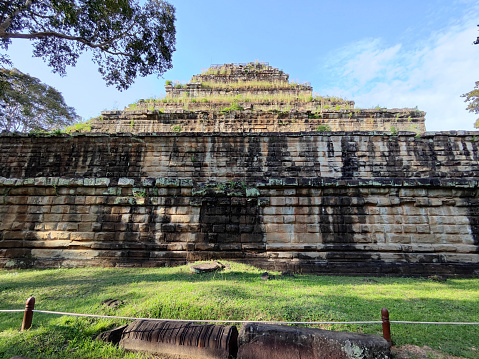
[2,30,118,49]
[0,0,34,34]
[1,21,136,53]
[29,11,51,20]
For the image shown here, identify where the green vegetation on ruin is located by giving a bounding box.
[0,262,478,358]
[125,93,353,111]
[61,117,96,133]
[220,101,245,113]
[27,117,95,135]
[316,124,332,132]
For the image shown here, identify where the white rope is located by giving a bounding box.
[32,310,381,325]
[390,320,479,325]
[1,309,478,325]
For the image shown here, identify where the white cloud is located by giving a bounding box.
[317,13,479,131]
[334,40,403,87]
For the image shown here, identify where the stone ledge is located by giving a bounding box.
[1,176,478,189]
[3,130,479,138]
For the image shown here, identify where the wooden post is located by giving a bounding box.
[381,307,391,344]
[21,297,35,331]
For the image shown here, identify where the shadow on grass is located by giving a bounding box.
[0,265,478,358]
[1,293,478,359]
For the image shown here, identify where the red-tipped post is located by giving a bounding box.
[21,297,35,331]
[381,307,391,344]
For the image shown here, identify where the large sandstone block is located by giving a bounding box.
[237,323,390,359]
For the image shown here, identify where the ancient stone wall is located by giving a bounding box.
[0,132,478,275]
[191,62,290,83]
[164,85,312,99]
[95,109,425,134]
[127,99,356,114]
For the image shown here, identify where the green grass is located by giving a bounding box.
[162,93,316,104]
[316,124,332,132]
[1,262,478,358]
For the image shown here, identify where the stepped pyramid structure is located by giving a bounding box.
[93,62,426,133]
[6,61,478,277]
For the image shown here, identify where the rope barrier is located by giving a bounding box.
[34,310,383,325]
[1,309,478,325]
[390,320,479,325]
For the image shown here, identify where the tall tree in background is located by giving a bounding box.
[0,0,176,90]
[0,68,79,132]
[463,25,479,127]
[463,81,479,128]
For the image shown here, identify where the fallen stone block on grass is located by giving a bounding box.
[237,323,390,359]
[96,324,128,345]
[101,298,124,308]
[119,319,238,359]
[190,261,224,273]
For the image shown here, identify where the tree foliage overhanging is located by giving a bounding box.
[0,0,176,90]
[0,68,80,132]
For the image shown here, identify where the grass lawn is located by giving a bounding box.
[0,262,478,358]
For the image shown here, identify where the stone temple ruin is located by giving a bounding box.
[0,62,478,276]
[93,62,426,134]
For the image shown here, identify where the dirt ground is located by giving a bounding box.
[391,345,475,359]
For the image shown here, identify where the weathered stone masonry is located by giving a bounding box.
[0,131,478,275]
[96,62,426,134]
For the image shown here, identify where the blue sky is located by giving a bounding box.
[5,0,479,131]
